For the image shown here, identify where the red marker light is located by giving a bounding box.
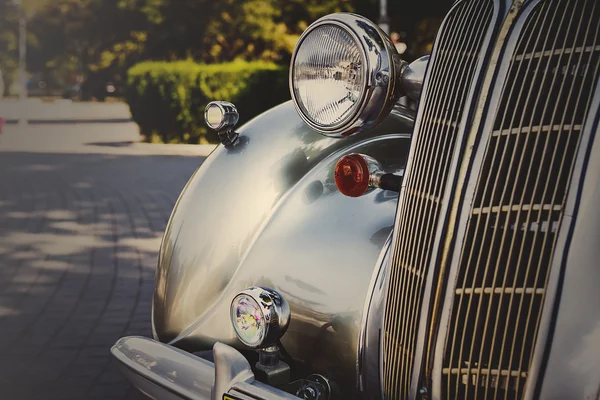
[334,153,370,197]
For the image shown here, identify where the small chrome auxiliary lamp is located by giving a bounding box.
[230,287,292,386]
[204,101,240,147]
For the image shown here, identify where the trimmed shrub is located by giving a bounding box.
[126,60,290,143]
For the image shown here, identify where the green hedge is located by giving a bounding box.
[126,60,290,143]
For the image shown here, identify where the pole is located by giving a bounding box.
[17,1,27,124]
[379,0,390,35]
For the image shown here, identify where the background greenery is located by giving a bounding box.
[0,0,450,142]
[127,60,289,143]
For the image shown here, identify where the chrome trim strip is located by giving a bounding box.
[530,43,600,400]
[357,233,392,396]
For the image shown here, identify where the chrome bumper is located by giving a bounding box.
[111,336,301,400]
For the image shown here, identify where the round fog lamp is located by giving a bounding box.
[230,287,290,349]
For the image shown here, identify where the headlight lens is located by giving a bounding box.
[231,294,266,347]
[290,13,402,137]
[291,24,366,129]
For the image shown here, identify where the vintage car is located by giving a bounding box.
[111,0,600,399]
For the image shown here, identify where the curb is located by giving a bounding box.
[4,118,132,125]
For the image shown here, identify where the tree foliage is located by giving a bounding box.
[0,0,55,93]
[1,0,450,93]
[126,59,289,143]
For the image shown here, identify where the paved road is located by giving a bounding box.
[0,123,215,399]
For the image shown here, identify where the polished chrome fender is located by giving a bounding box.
[153,100,413,388]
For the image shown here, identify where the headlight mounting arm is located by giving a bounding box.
[399,55,430,102]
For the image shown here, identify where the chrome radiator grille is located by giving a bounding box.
[382,1,493,398]
[442,0,600,398]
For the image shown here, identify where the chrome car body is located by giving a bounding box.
[153,101,413,385]
[113,1,600,399]
[113,101,414,399]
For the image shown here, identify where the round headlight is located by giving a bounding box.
[290,13,402,137]
[230,287,290,349]
[292,24,366,130]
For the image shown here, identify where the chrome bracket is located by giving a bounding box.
[211,342,254,400]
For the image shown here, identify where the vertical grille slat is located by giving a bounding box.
[442,1,600,399]
[382,1,494,398]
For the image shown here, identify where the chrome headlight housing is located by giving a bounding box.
[290,13,403,137]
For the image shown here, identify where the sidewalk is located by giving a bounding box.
[0,98,132,124]
[0,123,217,157]
[0,112,215,399]
[0,99,218,156]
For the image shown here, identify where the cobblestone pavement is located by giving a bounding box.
[0,123,213,399]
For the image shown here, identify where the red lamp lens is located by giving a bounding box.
[334,153,370,197]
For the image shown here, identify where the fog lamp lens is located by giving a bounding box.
[231,294,266,348]
[205,103,225,130]
[230,287,290,349]
[334,153,370,197]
